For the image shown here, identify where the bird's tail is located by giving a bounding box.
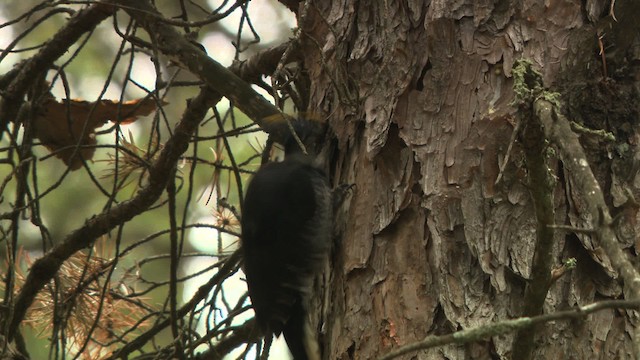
[282,300,321,360]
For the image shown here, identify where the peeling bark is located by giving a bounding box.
[301,0,640,359]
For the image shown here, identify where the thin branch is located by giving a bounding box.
[494,117,520,185]
[513,59,640,358]
[0,3,114,138]
[112,0,295,143]
[511,62,557,360]
[3,29,295,339]
[167,173,184,358]
[108,251,242,359]
[536,99,640,293]
[378,300,640,360]
[195,319,261,360]
[548,224,595,234]
[6,86,219,340]
[213,108,244,210]
[1,1,305,355]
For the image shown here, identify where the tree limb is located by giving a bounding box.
[511,61,557,360]
[513,59,640,358]
[112,0,295,143]
[0,3,115,139]
[378,300,640,360]
[6,86,219,340]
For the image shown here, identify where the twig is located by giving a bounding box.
[534,102,640,297]
[4,20,301,340]
[167,173,184,358]
[511,67,557,358]
[6,86,219,340]
[0,3,114,139]
[513,60,640,358]
[112,0,296,143]
[378,299,640,360]
[108,251,242,359]
[494,116,520,185]
[547,224,595,234]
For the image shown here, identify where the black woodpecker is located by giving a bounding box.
[241,122,331,360]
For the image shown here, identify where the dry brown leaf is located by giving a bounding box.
[34,97,166,170]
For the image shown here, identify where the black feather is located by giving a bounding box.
[241,154,331,360]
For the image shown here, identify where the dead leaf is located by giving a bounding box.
[33,97,166,170]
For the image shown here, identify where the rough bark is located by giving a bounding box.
[301,1,640,359]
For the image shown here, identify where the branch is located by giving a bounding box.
[6,87,219,340]
[377,300,640,360]
[228,43,292,83]
[109,251,242,359]
[3,28,292,340]
[535,102,640,288]
[2,0,296,347]
[511,62,557,360]
[193,319,262,360]
[113,0,295,143]
[0,3,115,138]
[513,59,640,358]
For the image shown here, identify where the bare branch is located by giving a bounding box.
[0,3,115,138]
[513,59,640,358]
[511,60,557,360]
[378,300,640,360]
[112,0,295,143]
[6,86,220,340]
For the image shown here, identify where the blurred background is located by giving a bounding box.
[0,1,298,358]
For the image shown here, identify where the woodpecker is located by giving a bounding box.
[241,123,331,360]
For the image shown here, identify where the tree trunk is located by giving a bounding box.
[301,1,640,359]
